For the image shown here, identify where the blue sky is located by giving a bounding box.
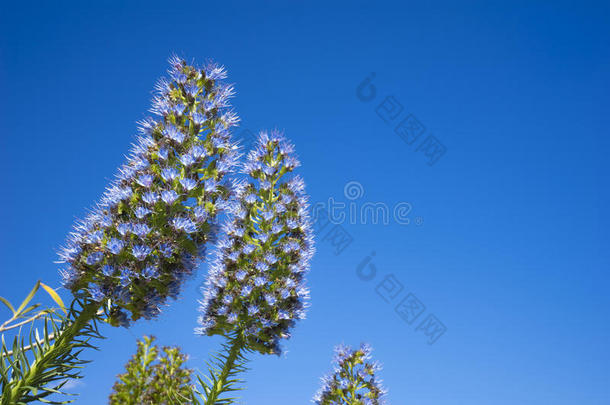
[1,1,609,404]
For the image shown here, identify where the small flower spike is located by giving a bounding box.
[58,56,239,326]
[197,130,315,355]
[313,343,387,405]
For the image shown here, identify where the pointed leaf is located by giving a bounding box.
[40,283,67,314]
[16,281,41,315]
[0,295,15,314]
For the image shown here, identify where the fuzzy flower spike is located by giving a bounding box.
[58,56,239,326]
[197,130,315,355]
[313,343,387,405]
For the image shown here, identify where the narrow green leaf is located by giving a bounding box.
[40,283,67,314]
[0,295,15,315]
[15,281,41,315]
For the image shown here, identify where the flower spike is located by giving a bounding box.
[313,343,387,405]
[197,130,315,355]
[58,56,239,326]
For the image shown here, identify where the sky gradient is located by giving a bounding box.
[1,1,609,404]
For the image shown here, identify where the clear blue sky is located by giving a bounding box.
[1,1,609,404]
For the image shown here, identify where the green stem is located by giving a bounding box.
[204,333,246,405]
[4,301,100,404]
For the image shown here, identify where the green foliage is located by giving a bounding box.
[196,332,250,405]
[0,283,102,404]
[109,336,197,405]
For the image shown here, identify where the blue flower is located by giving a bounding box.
[264,293,276,305]
[102,264,115,277]
[179,153,195,166]
[264,253,277,264]
[172,103,186,115]
[142,191,159,205]
[192,112,206,125]
[204,179,218,192]
[236,270,247,281]
[89,284,106,302]
[119,268,133,287]
[179,178,197,191]
[132,223,151,238]
[117,223,132,236]
[107,238,124,255]
[159,243,173,258]
[254,276,266,287]
[142,265,158,279]
[163,124,185,143]
[172,216,197,233]
[161,167,179,182]
[193,205,208,221]
[157,147,169,160]
[243,244,256,254]
[190,145,206,159]
[135,206,151,219]
[185,83,199,97]
[86,251,103,265]
[137,174,154,188]
[161,190,179,204]
[244,193,257,204]
[86,230,104,244]
[255,262,269,272]
[132,245,152,261]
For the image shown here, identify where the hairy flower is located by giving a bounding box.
[197,131,314,355]
[58,56,239,326]
[313,343,387,405]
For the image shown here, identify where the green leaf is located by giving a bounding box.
[40,283,67,315]
[0,296,15,315]
[15,281,40,316]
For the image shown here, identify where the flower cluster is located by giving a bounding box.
[313,343,387,405]
[58,56,239,326]
[197,131,314,354]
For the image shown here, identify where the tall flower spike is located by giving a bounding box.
[58,56,239,326]
[197,130,315,355]
[313,343,387,405]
